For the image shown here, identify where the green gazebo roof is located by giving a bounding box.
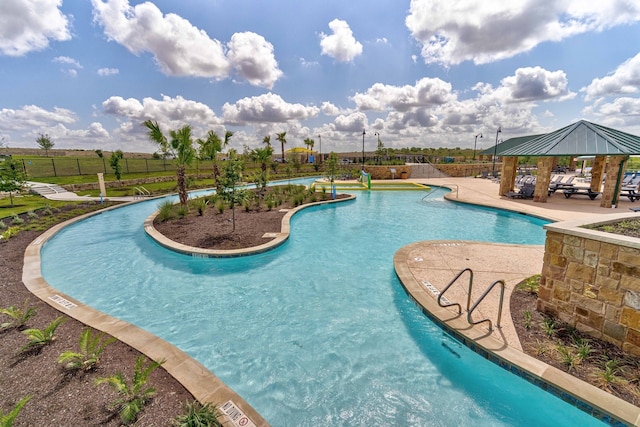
[498,120,640,156]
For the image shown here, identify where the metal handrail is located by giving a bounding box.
[437,268,473,314]
[467,280,506,332]
[133,186,151,199]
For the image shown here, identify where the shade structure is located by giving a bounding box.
[498,120,640,157]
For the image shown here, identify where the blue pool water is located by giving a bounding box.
[41,182,606,426]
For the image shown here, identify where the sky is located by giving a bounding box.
[1,0,640,155]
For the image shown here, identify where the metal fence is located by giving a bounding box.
[19,157,222,178]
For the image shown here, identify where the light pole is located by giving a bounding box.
[473,133,483,161]
[318,134,322,163]
[374,132,380,163]
[491,126,502,175]
[362,129,366,170]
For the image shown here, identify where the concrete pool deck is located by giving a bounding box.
[394,176,640,426]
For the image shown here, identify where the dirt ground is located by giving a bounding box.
[2,200,639,426]
[0,205,193,427]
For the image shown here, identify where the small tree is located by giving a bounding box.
[0,158,27,207]
[325,152,339,199]
[218,154,245,232]
[109,150,124,180]
[35,133,54,157]
[95,149,103,158]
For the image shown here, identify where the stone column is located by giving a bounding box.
[499,156,519,196]
[534,157,554,203]
[600,155,627,208]
[590,155,606,193]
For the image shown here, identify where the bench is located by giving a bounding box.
[620,186,639,202]
[563,187,600,200]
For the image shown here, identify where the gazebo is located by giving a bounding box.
[494,120,640,208]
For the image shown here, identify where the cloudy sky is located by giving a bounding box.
[1,0,640,155]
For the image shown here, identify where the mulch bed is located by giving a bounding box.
[1,204,193,427]
[510,288,640,406]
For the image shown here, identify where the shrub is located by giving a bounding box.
[516,274,540,294]
[1,226,21,241]
[0,395,31,427]
[172,400,223,427]
[27,210,38,220]
[21,316,66,353]
[191,198,209,216]
[0,300,37,330]
[58,328,116,371]
[0,220,6,230]
[10,215,24,226]
[215,199,226,214]
[177,204,189,218]
[156,200,176,222]
[96,355,165,425]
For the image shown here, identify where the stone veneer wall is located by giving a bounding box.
[435,162,501,177]
[539,214,640,356]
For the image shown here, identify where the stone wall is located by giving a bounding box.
[435,162,501,177]
[363,165,412,179]
[539,215,640,356]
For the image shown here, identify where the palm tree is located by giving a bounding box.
[143,120,196,206]
[262,135,271,147]
[250,145,273,199]
[197,130,233,190]
[304,138,314,162]
[276,131,287,163]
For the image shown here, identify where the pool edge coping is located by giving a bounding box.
[21,199,271,427]
[394,241,640,427]
[143,194,356,257]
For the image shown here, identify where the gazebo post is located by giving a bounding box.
[600,155,628,208]
[499,156,519,196]
[533,157,554,203]
[590,155,606,193]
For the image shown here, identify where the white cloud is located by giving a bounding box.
[319,19,363,62]
[405,0,640,66]
[227,32,282,89]
[582,53,640,100]
[0,105,76,131]
[351,78,454,112]
[0,0,71,56]
[333,112,367,132]
[53,56,83,68]
[222,93,319,125]
[92,0,230,78]
[98,67,119,76]
[102,96,220,133]
[499,67,575,102]
[91,0,282,88]
[321,102,343,116]
[592,97,640,117]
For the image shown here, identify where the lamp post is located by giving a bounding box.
[374,132,380,163]
[473,133,483,161]
[491,126,502,175]
[362,129,366,170]
[318,134,322,163]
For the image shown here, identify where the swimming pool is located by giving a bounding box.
[41,181,606,426]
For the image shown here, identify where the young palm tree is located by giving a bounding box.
[303,137,314,162]
[143,120,196,206]
[262,135,271,147]
[197,130,225,189]
[276,131,287,163]
[250,145,273,198]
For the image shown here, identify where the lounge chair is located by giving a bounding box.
[549,175,574,193]
[505,183,535,199]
